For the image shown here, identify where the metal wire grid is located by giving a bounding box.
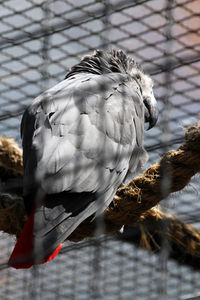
[0,0,199,141]
[0,0,200,299]
[0,236,200,300]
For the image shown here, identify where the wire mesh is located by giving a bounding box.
[0,0,200,299]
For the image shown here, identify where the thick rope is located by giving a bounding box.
[69,123,200,241]
[0,123,200,267]
[118,208,200,270]
[0,138,23,177]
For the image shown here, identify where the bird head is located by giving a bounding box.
[130,67,158,130]
[65,49,158,130]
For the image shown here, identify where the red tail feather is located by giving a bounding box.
[8,209,62,269]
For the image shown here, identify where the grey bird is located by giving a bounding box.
[8,49,158,269]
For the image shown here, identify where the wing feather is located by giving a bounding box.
[22,72,146,210]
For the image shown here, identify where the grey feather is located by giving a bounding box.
[20,49,157,262]
[22,73,144,195]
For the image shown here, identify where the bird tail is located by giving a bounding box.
[8,208,63,269]
[8,194,99,269]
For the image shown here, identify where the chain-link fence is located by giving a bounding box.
[0,0,200,299]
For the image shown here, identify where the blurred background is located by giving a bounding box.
[0,0,200,299]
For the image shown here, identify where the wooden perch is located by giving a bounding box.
[0,123,200,267]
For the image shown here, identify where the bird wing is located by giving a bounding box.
[22,72,145,201]
[9,72,147,268]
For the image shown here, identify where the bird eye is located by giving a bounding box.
[136,74,141,81]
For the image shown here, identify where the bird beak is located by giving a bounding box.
[144,95,158,130]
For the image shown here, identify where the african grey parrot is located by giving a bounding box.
[8,49,158,269]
